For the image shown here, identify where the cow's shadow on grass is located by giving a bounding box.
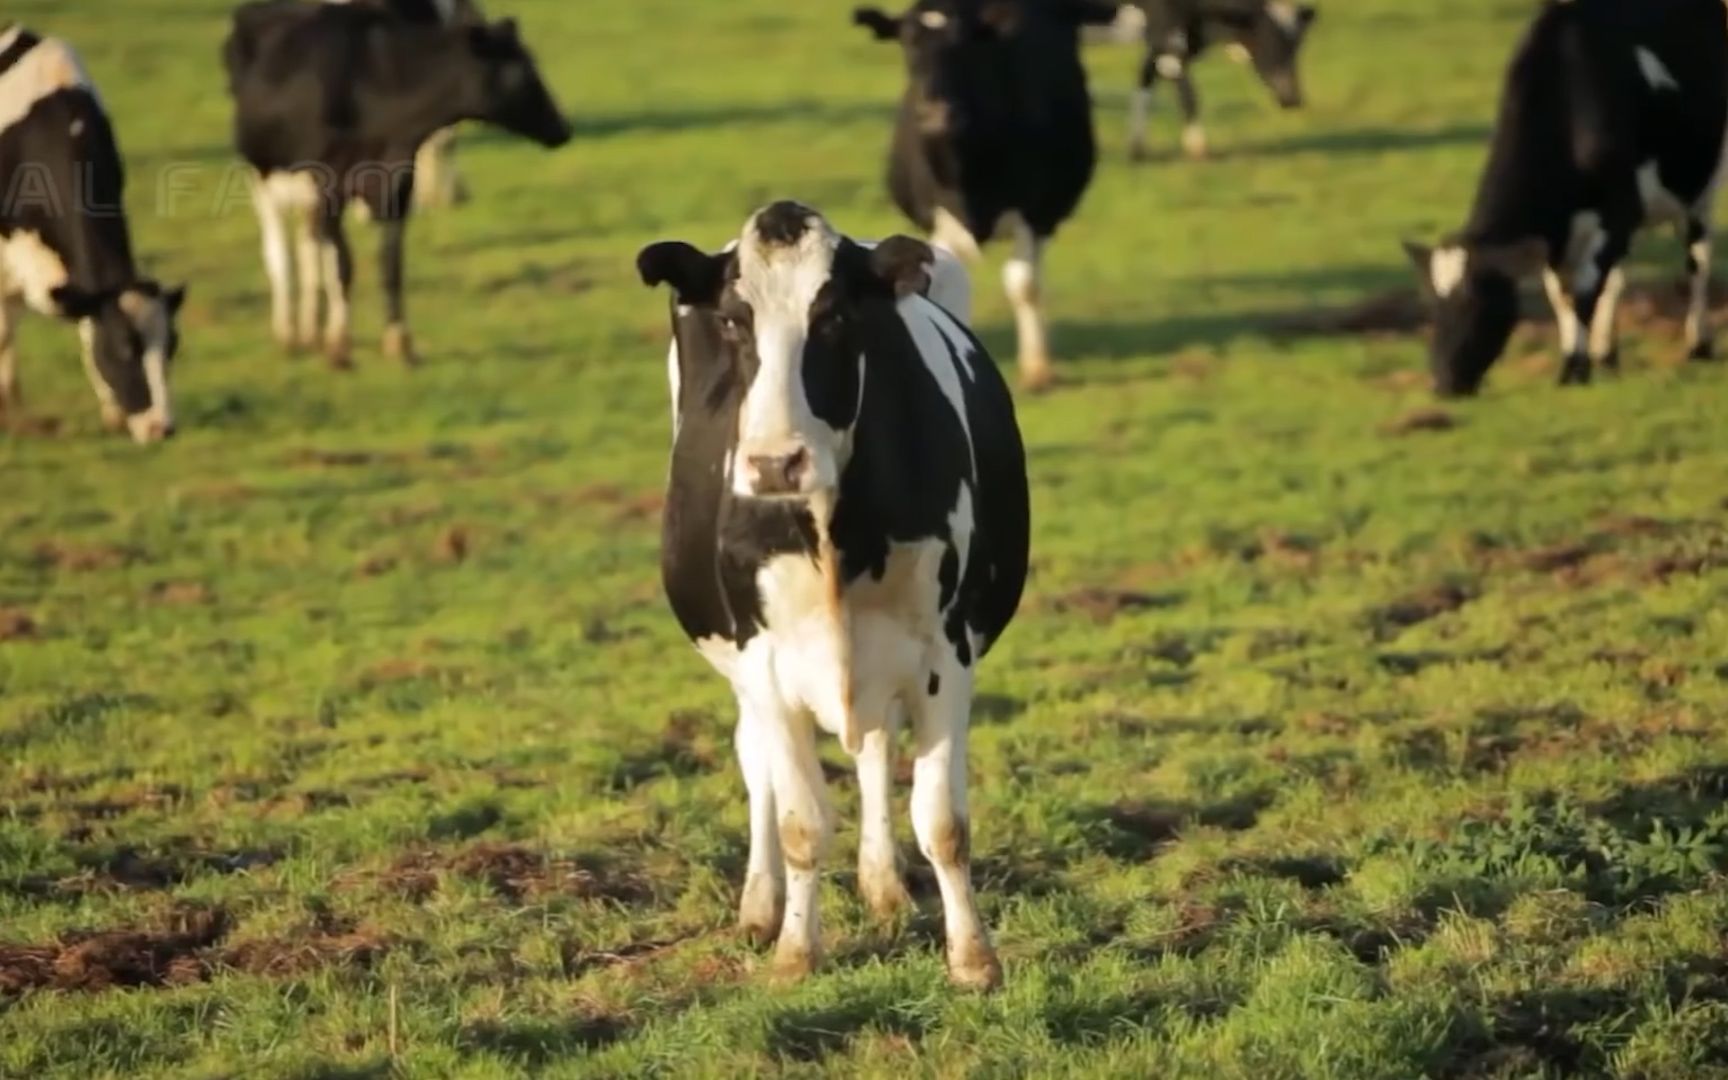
[458,1014,631,1065]
[763,980,937,1063]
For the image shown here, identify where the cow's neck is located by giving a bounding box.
[373,34,489,148]
[1463,25,1575,246]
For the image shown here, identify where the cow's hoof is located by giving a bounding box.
[946,943,1002,992]
[859,869,913,923]
[383,325,418,367]
[1599,350,1621,375]
[1020,366,1057,395]
[325,341,354,371]
[100,405,126,433]
[1181,127,1210,161]
[769,942,821,982]
[738,876,784,949]
[1557,358,1592,386]
[1688,340,1716,362]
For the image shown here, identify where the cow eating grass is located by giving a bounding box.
[637,202,1030,989]
[1404,0,1727,396]
[0,24,187,443]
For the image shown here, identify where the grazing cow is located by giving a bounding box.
[637,202,1030,989]
[223,1,570,368]
[0,24,186,443]
[330,0,484,210]
[1404,0,1728,396]
[853,0,1122,391]
[1123,0,1318,161]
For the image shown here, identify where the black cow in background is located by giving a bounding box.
[1404,0,1727,396]
[1122,0,1317,161]
[332,0,484,210]
[0,23,187,443]
[223,1,571,368]
[853,0,1121,391]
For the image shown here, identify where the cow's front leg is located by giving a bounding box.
[1004,221,1054,392]
[315,206,355,370]
[1685,211,1715,361]
[762,700,833,979]
[1174,68,1207,160]
[249,174,297,352]
[735,694,784,947]
[378,215,418,367]
[909,651,999,991]
[855,707,911,922]
[1589,266,1626,375]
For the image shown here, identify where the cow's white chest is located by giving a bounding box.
[0,229,70,315]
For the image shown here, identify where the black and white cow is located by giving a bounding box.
[0,24,186,443]
[1405,0,1727,396]
[853,0,1121,391]
[330,0,485,210]
[637,202,1030,989]
[223,1,570,368]
[1122,0,1317,161]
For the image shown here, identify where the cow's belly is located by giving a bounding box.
[693,538,954,735]
[0,229,70,314]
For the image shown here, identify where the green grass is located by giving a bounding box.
[4,0,1728,1076]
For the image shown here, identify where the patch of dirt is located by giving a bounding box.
[1593,513,1671,540]
[1046,587,1181,624]
[32,542,140,572]
[1380,407,1457,436]
[357,658,466,690]
[1367,583,1472,636]
[0,906,229,995]
[221,915,392,977]
[356,553,399,578]
[286,448,406,469]
[6,415,64,438]
[1642,548,1726,583]
[1517,543,1595,574]
[149,581,213,606]
[433,526,470,565]
[0,608,38,641]
[550,483,665,524]
[352,843,652,906]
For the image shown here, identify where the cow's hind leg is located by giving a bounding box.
[1128,55,1160,163]
[1174,69,1207,160]
[1685,210,1715,361]
[909,650,999,991]
[378,215,418,366]
[1589,266,1626,375]
[760,698,833,979]
[250,176,297,352]
[855,704,911,922]
[315,205,355,370]
[735,693,785,947]
[1004,220,1054,393]
[295,214,324,354]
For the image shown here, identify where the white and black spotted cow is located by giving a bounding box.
[330,0,484,211]
[223,1,570,368]
[853,0,1122,391]
[1123,0,1317,161]
[0,24,186,443]
[1405,0,1728,396]
[637,202,1030,989]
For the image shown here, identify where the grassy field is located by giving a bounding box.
[4,0,1728,1075]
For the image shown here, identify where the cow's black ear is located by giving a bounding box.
[1298,5,1318,30]
[868,236,935,298]
[50,285,106,320]
[163,284,188,316]
[493,17,519,42]
[637,242,726,303]
[853,7,901,40]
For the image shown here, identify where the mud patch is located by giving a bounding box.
[433,526,471,565]
[1380,407,1457,436]
[0,608,38,641]
[221,914,392,977]
[286,447,397,469]
[6,415,64,438]
[353,843,652,906]
[33,542,140,572]
[149,581,213,606]
[1046,587,1182,624]
[0,906,229,995]
[1367,583,1472,637]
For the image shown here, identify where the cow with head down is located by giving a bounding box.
[639,201,1029,989]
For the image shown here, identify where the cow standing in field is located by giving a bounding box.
[223,1,571,368]
[0,24,186,443]
[1122,0,1317,161]
[1405,0,1728,396]
[330,0,484,210]
[638,202,1030,989]
[853,0,1121,391]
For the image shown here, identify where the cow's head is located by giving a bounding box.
[1404,238,1542,398]
[639,202,934,501]
[1226,2,1317,109]
[54,281,187,443]
[852,2,1108,136]
[463,18,572,149]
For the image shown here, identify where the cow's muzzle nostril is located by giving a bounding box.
[748,448,812,496]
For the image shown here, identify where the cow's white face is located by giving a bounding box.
[725,205,856,499]
[639,204,939,503]
[61,283,186,443]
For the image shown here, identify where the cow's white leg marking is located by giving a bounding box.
[1589,266,1626,369]
[77,319,123,432]
[909,649,999,990]
[735,693,785,946]
[0,298,18,413]
[760,693,833,978]
[855,711,911,921]
[1003,219,1052,391]
[250,175,296,350]
[294,216,322,350]
[1686,210,1715,359]
[320,225,354,366]
[1543,268,1583,360]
